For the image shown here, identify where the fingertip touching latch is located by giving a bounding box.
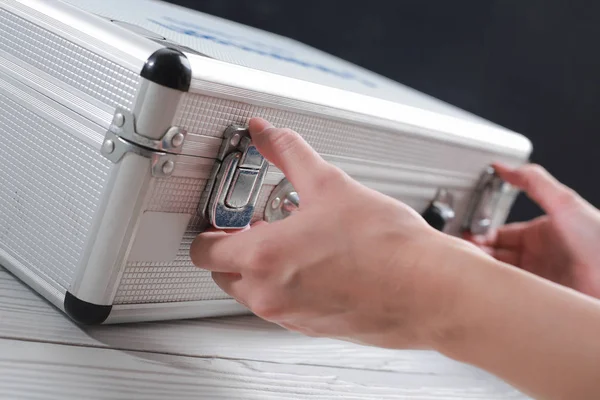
[200,125,269,229]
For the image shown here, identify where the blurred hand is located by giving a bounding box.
[190,117,487,349]
[468,163,600,298]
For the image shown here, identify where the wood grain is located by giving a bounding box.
[0,338,527,400]
[0,267,527,398]
[1,268,465,372]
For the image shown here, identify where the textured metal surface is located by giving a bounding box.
[200,125,269,230]
[0,91,111,292]
[102,108,188,157]
[0,0,528,315]
[0,8,140,111]
[114,175,273,305]
[176,94,520,177]
[59,0,514,130]
[115,93,525,306]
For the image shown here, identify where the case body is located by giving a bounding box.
[0,0,532,324]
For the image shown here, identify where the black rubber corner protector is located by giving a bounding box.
[140,47,192,91]
[64,291,112,325]
[421,204,447,232]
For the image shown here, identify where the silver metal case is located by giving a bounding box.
[0,0,532,324]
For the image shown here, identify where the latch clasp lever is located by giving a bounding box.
[201,125,268,229]
[462,166,509,235]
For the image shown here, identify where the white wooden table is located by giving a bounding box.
[0,267,529,399]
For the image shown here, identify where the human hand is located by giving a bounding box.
[190,117,488,349]
[468,163,600,298]
[189,120,600,399]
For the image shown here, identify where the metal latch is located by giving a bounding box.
[462,166,508,235]
[200,125,268,229]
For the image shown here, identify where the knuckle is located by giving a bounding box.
[521,164,578,203]
[553,186,578,208]
[520,163,545,180]
[270,128,302,155]
[522,163,546,175]
[518,164,548,191]
[246,242,279,275]
[312,164,347,193]
[250,294,284,320]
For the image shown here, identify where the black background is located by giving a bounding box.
[165,0,599,222]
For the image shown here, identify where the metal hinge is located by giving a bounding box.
[462,166,509,235]
[199,125,269,229]
[101,108,187,177]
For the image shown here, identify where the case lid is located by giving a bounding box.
[59,0,500,127]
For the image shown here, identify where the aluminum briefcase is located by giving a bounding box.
[0,0,532,324]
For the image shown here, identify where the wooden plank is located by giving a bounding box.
[0,267,523,396]
[0,338,528,399]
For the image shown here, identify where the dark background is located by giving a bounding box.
[166,0,599,222]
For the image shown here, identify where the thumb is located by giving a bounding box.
[248,118,335,196]
[493,163,580,215]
